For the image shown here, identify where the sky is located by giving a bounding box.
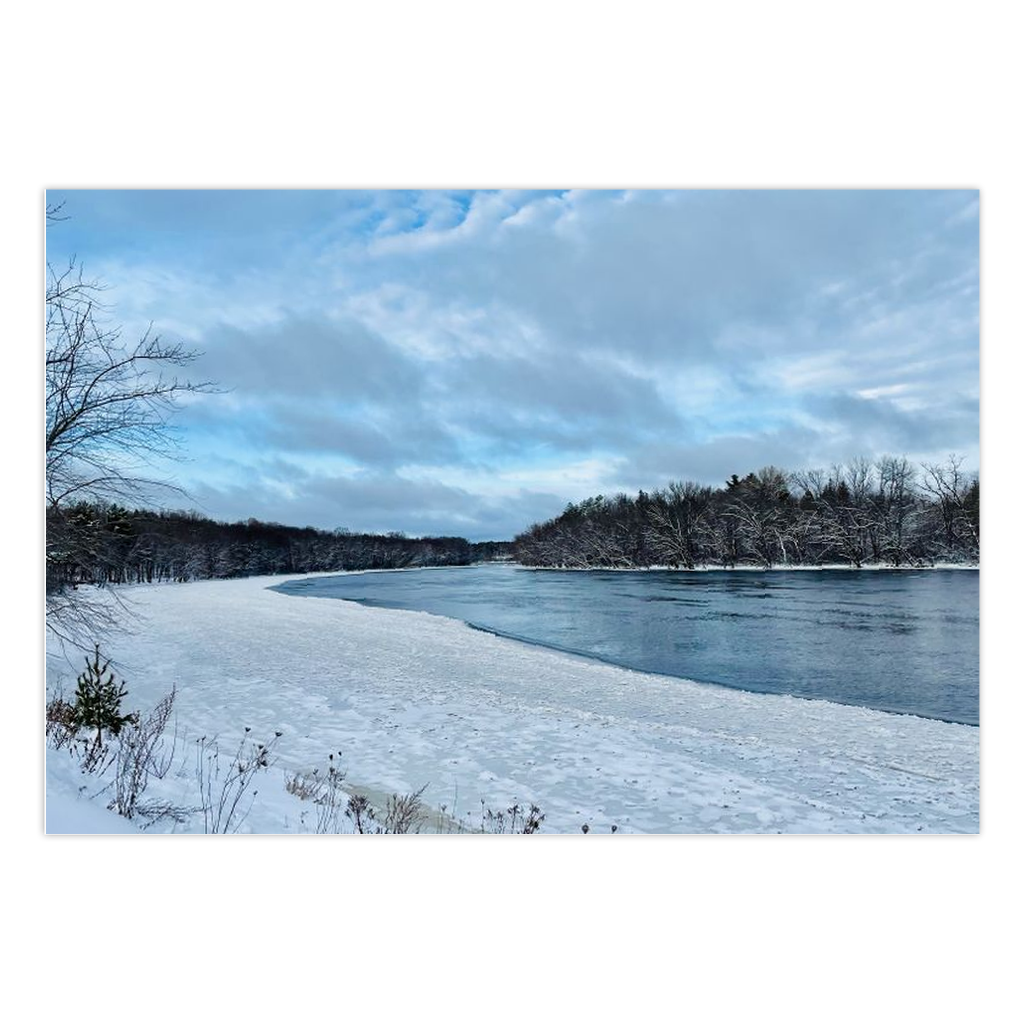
[45,189,979,541]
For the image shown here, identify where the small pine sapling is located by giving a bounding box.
[72,646,138,753]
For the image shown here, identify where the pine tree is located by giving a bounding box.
[72,646,137,749]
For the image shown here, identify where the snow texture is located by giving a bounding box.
[45,573,979,834]
[46,747,141,834]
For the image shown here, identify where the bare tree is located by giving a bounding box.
[793,462,874,567]
[515,453,977,569]
[920,454,980,560]
[874,455,919,567]
[45,203,213,643]
[646,481,713,568]
[722,467,794,568]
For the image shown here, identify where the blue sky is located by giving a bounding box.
[45,189,979,540]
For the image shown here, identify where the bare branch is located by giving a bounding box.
[45,211,217,642]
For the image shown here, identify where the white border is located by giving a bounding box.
[7,3,1019,1019]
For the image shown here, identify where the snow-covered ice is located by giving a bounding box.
[44,573,980,834]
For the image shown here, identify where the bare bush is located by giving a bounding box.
[46,699,116,773]
[286,748,430,834]
[339,786,429,834]
[383,786,428,834]
[45,690,78,750]
[110,687,177,819]
[286,752,347,833]
[340,789,545,835]
[480,801,545,834]
[195,729,281,834]
[133,801,194,830]
[345,793,377,834]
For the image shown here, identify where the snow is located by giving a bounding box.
[46,747,140,834]
[45,573,979,834]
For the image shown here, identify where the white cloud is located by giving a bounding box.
[47,188,980,536]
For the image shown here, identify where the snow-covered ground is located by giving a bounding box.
[45,573,979,834]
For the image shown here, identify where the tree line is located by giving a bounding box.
[513,455,979,569]
[46,503,512,592]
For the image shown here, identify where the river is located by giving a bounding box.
[273,565,979,725]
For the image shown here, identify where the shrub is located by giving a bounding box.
[284,754,546,835]
[286,748,431,834]
[344,793,375,833]
[342,787,428,834]
[480,801,545,834]
[195,729,281,834]
[286,752,346,833]
[45,690,78,750]
[383,786,428,834]
[110,687,178,820]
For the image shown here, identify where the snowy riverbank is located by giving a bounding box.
[45,573,979,834]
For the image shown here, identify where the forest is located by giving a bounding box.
[513,456,979,569]
[46,503,511,592]
[45,452,978,598]
[46,453,978,594]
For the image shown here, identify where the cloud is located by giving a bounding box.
[187,468,566,542]
[47,189,979,538]
[260,405,461,467]
[200,316,422,401]
[612,428,828,491]
[802,392,979,455]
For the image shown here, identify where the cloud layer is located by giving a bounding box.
[46,189,979,539]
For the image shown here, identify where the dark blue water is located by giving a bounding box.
[273,565,979,725]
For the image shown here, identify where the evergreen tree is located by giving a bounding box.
[72,646,137,748]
